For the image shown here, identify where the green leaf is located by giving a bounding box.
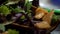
[8,29,19,34]
[25,1,32,18]
[57,15,60,19]
[0,5,10,16]
[24,0,29,6]
[20,15,25,20]
[14,8,25,13]
[27,10,32,18]
[28,13,32,18]
[51,14,58,25]
[26,2,32,10]
[25,1,32,14]
[0,24,5,31]
[8,0,19,1]
[52,14,58,21]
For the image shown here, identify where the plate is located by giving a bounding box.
[40,0,60,14]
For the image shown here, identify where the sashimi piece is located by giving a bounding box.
[34,7,48,19]
[34,21,51,29]
[42,10,54,24]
